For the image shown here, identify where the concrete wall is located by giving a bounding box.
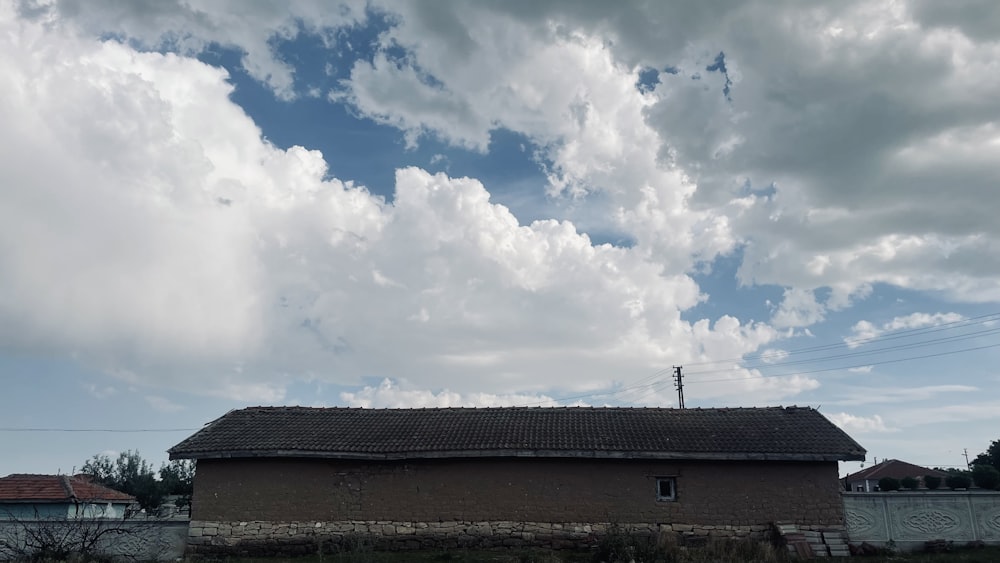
[0,519,187,561]
[844,491,1000,551]
[0,502,131,520]
[188,457,845,555]
[0,504,72,520]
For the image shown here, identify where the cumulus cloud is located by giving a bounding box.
[770,288,826,329]
[355,1,1000,304]
[26,2,1000,311]
[6,0,1000,415]
[17,0,368,99]
[0,7,789,405]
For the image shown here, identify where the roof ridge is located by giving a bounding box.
[240,405,804,412]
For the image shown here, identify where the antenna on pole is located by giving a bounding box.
[673,366,685,409]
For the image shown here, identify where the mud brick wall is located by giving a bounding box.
[191,457,844,527]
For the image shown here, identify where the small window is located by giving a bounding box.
[656,477,676,501]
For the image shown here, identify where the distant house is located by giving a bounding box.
[0,474,134,520]
[169,406,866,556]
[842,459,949,491]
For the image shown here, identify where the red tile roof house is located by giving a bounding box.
[0,474,135,520]
[842,459,950,492]
[0,474,137,560]
[0,474,192,561]
[168,406,866,557]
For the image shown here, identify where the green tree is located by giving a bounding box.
[80,450,166,511]
[878,477,900,491]
[946,473,972,490]
[972,464,1000,490]
[158,460,195,509]
[973,439,1000,472]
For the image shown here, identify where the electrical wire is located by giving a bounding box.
[685,341,1000,384]
[683,311,1000,367]
[688,326,1000,377]
[529,312,1000,405]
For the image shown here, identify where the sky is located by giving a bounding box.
[2,0,1000,478]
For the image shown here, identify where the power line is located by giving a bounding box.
[530,314,1000,406]
[685,342,1000,384]
[688,326,1000,377]
[683,311,1000,368]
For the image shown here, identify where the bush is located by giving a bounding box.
[878,477,900,491]
[972,465,1000,490]
[923,475,942,490]
[591,528,786,563]
[946,474,972,490]
[900,476,919,490]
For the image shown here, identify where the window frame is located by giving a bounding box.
[655,476,677,502]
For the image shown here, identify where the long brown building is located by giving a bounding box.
[169,406,865,556]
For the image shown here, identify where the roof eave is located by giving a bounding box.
[171,448,865,462]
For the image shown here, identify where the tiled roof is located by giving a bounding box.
[0,474,134,503]
[169,406,866,462]
[842,459,949,482]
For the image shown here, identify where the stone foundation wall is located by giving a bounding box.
[187,519,834,556]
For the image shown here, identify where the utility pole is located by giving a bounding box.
[964,448,971,470]
[673,366,685,409]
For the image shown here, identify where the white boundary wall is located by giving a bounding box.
[844,491,1000,551]
[0,519,187,561]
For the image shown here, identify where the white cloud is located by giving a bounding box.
[889,400,1000,427]
[831,385,979,406]
[770,288,825,329]
[26,1,1000,310]
[84,384,117,400]
[20,0,368,99]
[757,349,789,364]
[0,9,786,404]
[6,1,1000,415]
[353,1,1000,304]
[845,312,965,348]
[144,395,185,413]
[826,412,894,434]
[340,378,560,408]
